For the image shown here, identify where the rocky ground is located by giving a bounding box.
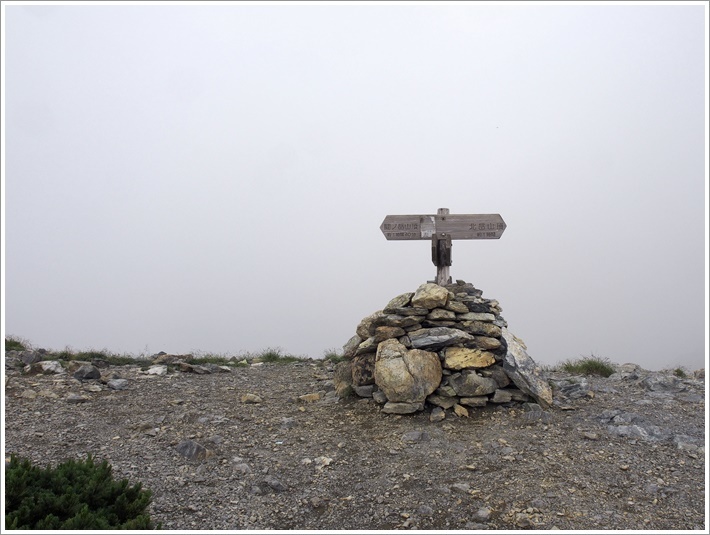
[3,355,707,531]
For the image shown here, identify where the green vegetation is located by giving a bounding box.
[5,336,29,351]
[322,348,346,364]
[672,367,688,378]
[257,347,302,364]
[559,355,616,377]
[4,338,311,367]
[5,454,159,530]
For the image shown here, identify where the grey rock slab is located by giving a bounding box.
[383,292,414,313]
[408,327,475,351]
[176,439,211,461]
[107,378,129,390]
[381,401,424,414]
[501,328,553,409]
[342,334,364,358]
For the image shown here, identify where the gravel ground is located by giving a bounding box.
[3,358,707,531]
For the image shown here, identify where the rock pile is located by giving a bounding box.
[337,280,552,415]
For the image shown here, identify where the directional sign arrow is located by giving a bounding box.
[380,213,506,240]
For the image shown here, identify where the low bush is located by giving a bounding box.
[258,347,302,364]
[559,355,615,377]
[5,454,159,529]
[5,336,28,351]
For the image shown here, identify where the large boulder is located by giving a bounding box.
[501,328,553,409]
[374,339,442,404]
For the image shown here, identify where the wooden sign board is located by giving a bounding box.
[380,213,506,240]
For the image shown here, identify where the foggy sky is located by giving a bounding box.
[2,2,707,371]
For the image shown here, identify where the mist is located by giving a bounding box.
[2,2,707,372]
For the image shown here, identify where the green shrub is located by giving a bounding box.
[5,454,159,530]
[559,355,615,377]
[5,336,29,352]
[322,348,346,364]
[673,367,688,378]
[258,347,301,364]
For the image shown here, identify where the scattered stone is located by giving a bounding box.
[429,406,446,422]
[263,476,287,492]
[299,393,322,403]
[241,393,263,404]
[73,364,101,381]
[382,402,423,414]
[176,439,211,461]
[401,430,428,443]
[25,361,65,375]
[144,365,168,376]
[453,404,469,418]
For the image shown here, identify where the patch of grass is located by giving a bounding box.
[322,348,346,364]
[76,350,112,361]
[559,355,615,377]
[257,347,302,364]
[5,336,30,352]
[672,367,688,378]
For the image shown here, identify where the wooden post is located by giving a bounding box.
[435,208,452,285]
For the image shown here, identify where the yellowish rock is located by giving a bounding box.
[453,404,469,418]
[444,347,496,370]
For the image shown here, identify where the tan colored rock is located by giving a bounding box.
[473,336,502,350]
[453,404,470,418]
[411,283,449,310]
[241,393,262,404]
[383,292,414,313]
[427,308,456,321]
[457,312,496,322]
[374,339,442,403]
[444,300,469,313]
[356,310,385,339]
[460,321,502,338]
[373,325,406,343]
[333,361,354,398]
[298,393,321,403]
[443,347,496,370]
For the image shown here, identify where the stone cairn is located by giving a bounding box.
[337,280,552,417]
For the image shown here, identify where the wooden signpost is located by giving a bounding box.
[380,208,507,285]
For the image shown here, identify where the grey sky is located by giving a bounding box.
[2,1,707,371]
